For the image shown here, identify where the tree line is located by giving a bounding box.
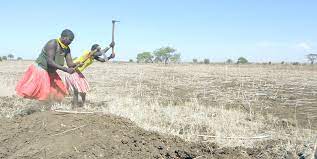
[2,51,316,65]
[0,54,23,61]
[191,57,249,64]
[136,46,181,64]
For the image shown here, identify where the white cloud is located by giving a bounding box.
[297,42,312,51]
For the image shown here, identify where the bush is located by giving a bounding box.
[204,58,210,64]
[237,57,248,64]
[2,56,7,60]
[129,59,134,63]
[17,57,23,61]
[0,57,2,61]
[226,59,233,64]
[193,59,198,64]
[137,52,153,63]
[292,62,300,65]
[170,54,181,63]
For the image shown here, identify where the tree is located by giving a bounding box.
[136,52,153,63]
[226,59,233,64]
[2,56,7,60]
[0,56,2,62]
[153,56,162,63]
[193,59,198,64]
[153,46,178,64]
[8,54,14,60]
[307,54,317,64]
[17,57,23,61]
[129,59,134,63]
[237,57,248,64]
[204,58,210,64]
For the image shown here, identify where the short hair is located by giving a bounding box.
[61,29,74,39]
[91,44,100,51]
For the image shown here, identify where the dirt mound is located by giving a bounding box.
[0,96,293,159]
[0,110,284,159]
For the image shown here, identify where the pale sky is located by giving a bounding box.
[0,0,317,62]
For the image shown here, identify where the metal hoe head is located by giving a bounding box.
[112,20,120,23]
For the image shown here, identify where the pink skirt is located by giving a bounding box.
[15,64,68,101]
[65,72,90,93]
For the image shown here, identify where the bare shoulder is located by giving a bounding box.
[45,39,57,50]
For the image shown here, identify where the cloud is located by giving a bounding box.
[297,42,312,51]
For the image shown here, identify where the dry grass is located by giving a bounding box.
[1,61,317,157]
[102,96,267,147]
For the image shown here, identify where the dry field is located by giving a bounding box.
[0,60,316,158]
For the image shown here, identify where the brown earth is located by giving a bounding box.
[0,96,288,159]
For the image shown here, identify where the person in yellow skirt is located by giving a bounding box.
[65,42,115,107]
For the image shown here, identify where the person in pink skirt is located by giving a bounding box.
[16,29,82,102]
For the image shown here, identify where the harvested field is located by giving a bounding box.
[0,61,316,158]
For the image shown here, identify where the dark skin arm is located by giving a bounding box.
[65,51,78,68]
[46,40,74,73]
[94,46,115,62]
[94,56,106,62]
[94,42,116,62]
